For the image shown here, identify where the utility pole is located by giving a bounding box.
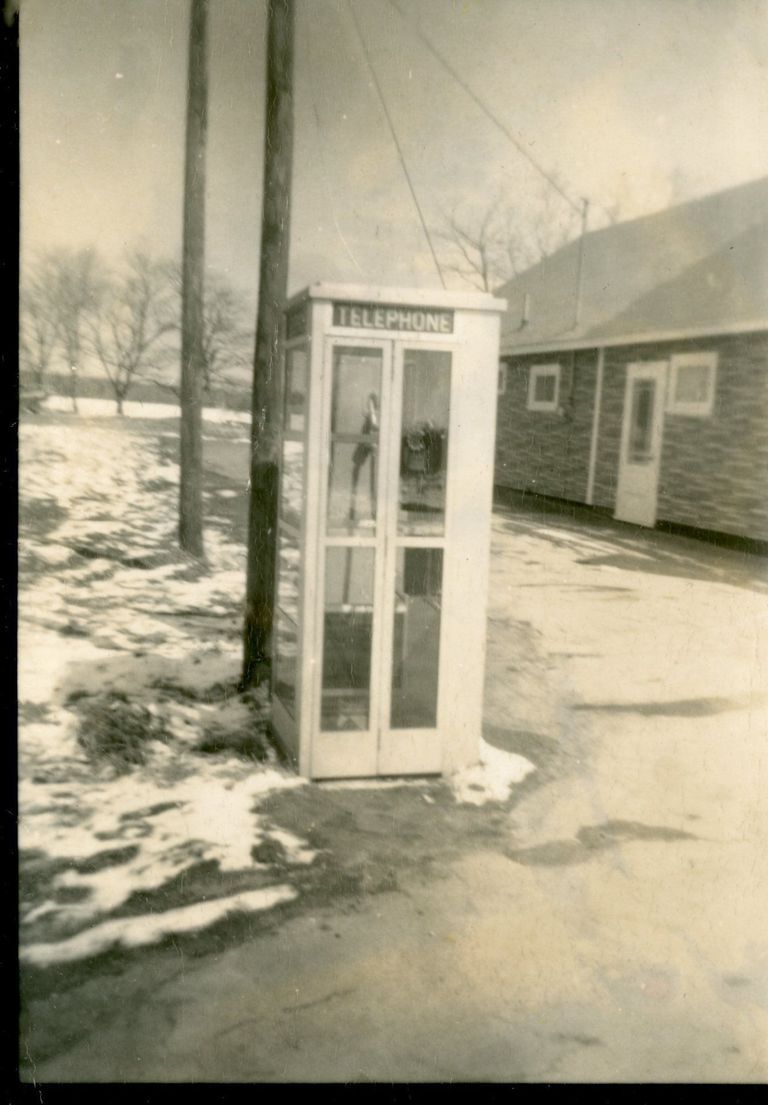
[179,0,209,559]
[241,0,295,687]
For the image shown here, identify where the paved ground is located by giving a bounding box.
[24,447,768,1082]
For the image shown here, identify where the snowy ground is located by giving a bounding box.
[18,410,533,971]
[41,394,251,424]
[20,413,768,1082]
[18,412,313,965]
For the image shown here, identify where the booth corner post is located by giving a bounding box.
[241,0,295,689]
[179,0,209,561]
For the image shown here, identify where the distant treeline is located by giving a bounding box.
[21,369,251,412]
[21,246,256,415]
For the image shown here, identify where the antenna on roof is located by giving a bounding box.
[572,198,590,330]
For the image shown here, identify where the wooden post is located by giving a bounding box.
[179,0,208,559]
[241,0,294,687]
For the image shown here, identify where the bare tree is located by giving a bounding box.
[87,250,176,415]
[521,180,581,266]
[436,184,582,291]
[20,255,62,388]
[46,247,105,412]
[200,273,252,393]
[159,264,253,395]
[434,199,508,292]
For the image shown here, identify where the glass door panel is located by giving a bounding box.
[398,349,451,535]
[390,548,443,729]
[321,547,375,732]
[327,347,382,535]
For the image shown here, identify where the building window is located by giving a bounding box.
[667,352,717,416]
[527,363,560,412]
[497,362,507,396]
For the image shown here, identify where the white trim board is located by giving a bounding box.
[500,319,768,358]
[585,348,605,506]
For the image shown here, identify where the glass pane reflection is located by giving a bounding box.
[274,527,300,717]
[399,350,451,534]
[327,347,381,535]
[675,364,709,403]
[321,547,375,731]
[280,438,304,529]
[390,548,442,729]
[276,526,299,623]
[628,379,655,462]
[284,346,307,432]
[274,608,299,717]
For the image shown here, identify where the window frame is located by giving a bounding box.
[527,363,561,412]
[667,351,717,417]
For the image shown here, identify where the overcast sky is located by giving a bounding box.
[20,0,768,298]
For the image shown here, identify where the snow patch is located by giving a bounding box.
[320,778,436,791]
[21,885,297,966]
[41,395,250,424]
[267,828,317,865]
[31,543,76,566]
[19,765,306,924]
[450,740,535,805]
[18,628,117,705]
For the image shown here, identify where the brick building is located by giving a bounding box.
[495,176,768,542]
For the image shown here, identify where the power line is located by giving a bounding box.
[347,0,446,288]
[388,0,583,217]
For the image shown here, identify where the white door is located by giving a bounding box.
[311,338,451,778]
[614,361,666,527]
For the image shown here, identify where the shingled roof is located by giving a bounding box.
[497,175,768,355]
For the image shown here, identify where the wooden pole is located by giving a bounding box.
[241,0,294,687]
[179,0,209,559]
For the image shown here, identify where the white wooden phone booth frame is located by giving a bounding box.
[271,284,506,781]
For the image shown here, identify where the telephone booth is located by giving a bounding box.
[272,284,506,780]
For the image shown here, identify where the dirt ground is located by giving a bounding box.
[19,413,768,1083]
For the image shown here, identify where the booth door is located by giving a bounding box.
[312,339,451,779]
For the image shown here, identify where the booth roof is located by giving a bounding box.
[287,283,507,314]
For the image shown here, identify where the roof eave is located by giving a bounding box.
[500,318,768,358]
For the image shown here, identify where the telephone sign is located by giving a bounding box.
[333,301,454,334]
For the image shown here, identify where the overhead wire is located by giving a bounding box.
[347,0,447,288]
[388,0,585,217]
